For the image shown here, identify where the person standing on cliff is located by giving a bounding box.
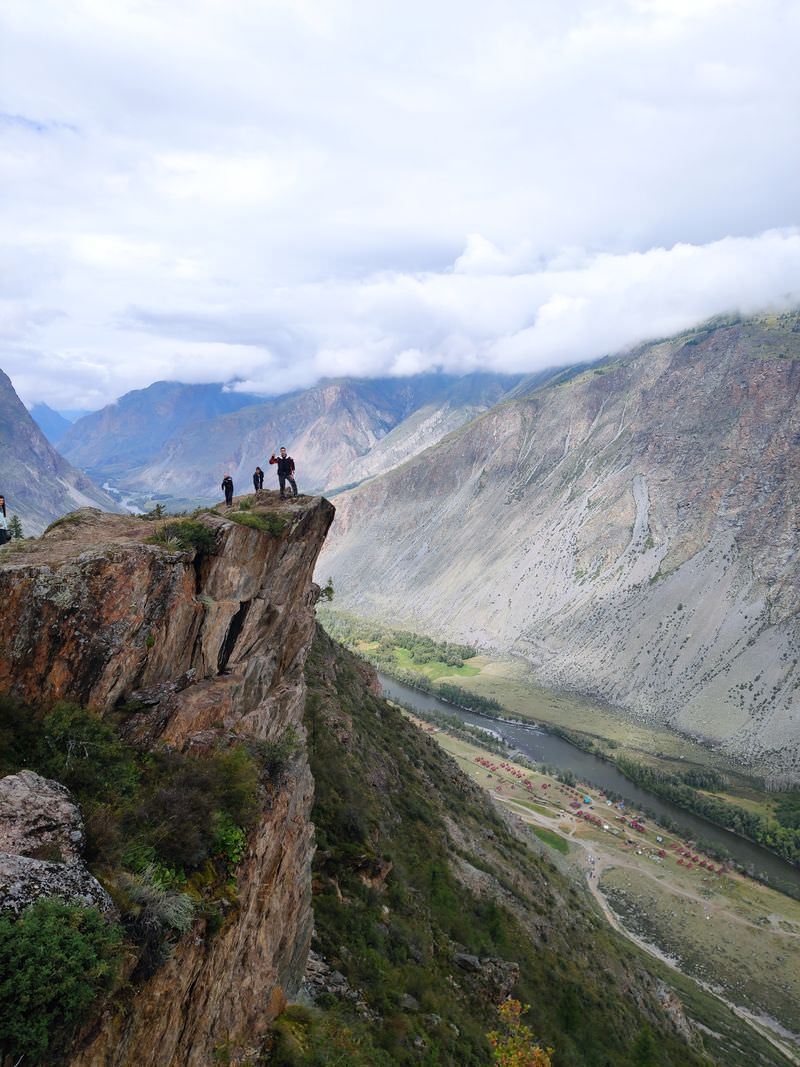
[253,466,264,491]
[269,448,298,498]
[0,495,6,518]
[221,474,234,507]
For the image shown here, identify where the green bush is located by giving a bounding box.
[0,899,122,1065]
[129,746,258,870]
[247,728,300,783]
[149,519,216,554]
[38,703,140,799]
[0,695,41,776]
[211,813,247,873]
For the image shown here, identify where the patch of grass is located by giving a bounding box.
[513,799,557,819]
[228,511,287,536]
[600,868,800,1036]
[532,827,569,854]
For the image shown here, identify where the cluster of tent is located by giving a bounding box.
[668,842,727,874]
[575,809,609,830]
[473,756,541,795]
[472,754,730,880]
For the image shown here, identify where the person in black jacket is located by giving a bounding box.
[253,466,264,491]
[269,448,298,498]
[221,474,234,506]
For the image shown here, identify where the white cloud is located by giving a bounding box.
[0,0,799,406]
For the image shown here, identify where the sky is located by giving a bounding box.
[2,0,800,410]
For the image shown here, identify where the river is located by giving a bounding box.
[378,673,800,898]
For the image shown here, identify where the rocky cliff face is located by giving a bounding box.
[0,368,118,536]
[0,493,334,1065]
[319,315,800,783]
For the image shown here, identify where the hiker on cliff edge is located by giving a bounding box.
[269,448,298,499]
[0,495,6,518]
[0,510,8,546]
[253,466,264,491]
[221,474,234,507]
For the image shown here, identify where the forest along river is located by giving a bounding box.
[378,673,800,899]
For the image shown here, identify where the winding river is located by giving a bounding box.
[378,673,800,898]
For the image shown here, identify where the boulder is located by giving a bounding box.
[0,770,115,916]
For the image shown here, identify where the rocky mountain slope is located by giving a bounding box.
[0,494,333,1065]
[319,314,800,784]
[59,373,518,500]
[0,369,118,536]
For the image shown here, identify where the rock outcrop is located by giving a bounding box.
[0,769,86,863]
[319,315,800,783]
[0,770,115,916]
[0,492,334,1066]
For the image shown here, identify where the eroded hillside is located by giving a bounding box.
[319,316,800,783]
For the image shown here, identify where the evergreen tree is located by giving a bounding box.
[8,515,22,539]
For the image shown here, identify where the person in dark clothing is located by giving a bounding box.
[253,466,264,491]
[221,474,234,506]
[269,448,298,498]
[0,495,6,518]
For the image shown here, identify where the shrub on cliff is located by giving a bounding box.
[38,703,140,799]
[0,898,122,1065]
[149,519,216,554]
[487,999,553,1067]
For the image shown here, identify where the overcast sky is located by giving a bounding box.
[2,0,800,409]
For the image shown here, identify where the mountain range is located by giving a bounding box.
[318,313,800,784]
[0,370,118,535]
[57,373,520,498]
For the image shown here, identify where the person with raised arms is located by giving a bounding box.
[269,447,298,499]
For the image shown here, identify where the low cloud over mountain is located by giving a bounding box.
[2,1,800,408]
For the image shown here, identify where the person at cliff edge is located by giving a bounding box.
[0,494,6,518]
[253,466,264,491]
[0,509,8,546]
[269,448,298,498]
[221,473,234,507]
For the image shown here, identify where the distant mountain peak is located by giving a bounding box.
[0,370,119,535]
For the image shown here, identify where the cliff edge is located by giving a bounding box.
[0,492,333,1066]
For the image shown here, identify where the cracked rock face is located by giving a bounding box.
[0,770,115,916]
[0,494,335,1067]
